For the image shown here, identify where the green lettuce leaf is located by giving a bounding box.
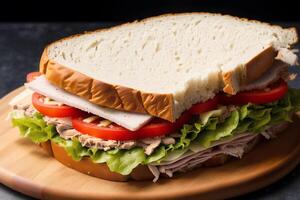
[173,107,227,150]
[65,138,90,161]
[174,123,202,149]
[12,113,56,143]
[199,106,226,124]
[106,148,145,175]
[145,146,166,164]
[196,110,239,148]
[239,104,250,120]
[53,135,146,175]
[160,148,189,162]
[90,149,111,163]
[248,109,272,132]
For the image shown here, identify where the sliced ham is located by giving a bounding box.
[148,165,160,182]
[260,122,289,139]
[155,132,255,166]
[149,123,287,182]
[25,76,152,131]
[218,134,257,158]
[150,135,256,181]
[158,149,214,173]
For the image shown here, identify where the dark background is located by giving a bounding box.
[1,0,300,199]
[1,0,300,22]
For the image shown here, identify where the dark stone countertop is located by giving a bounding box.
[0,22,300,200]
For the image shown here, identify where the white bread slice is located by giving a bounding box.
[41,13,298,121]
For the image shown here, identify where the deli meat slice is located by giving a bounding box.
[26,76,152,131]
[149,133,258,181]
[240,61,289,91]
[149,123,288,182]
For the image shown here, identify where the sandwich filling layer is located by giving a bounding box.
[10,82,300,181]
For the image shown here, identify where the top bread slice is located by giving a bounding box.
[40,13,298,122]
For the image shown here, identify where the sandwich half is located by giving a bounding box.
[10,13,300,182]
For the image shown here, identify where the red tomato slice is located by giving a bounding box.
[189,96,219,115]
[219,79,288,105]
[32,93,83,118]
[72,111,191,141]
[26,72,42,82]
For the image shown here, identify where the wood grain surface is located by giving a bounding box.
[0,87,300,200]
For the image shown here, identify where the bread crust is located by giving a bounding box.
[223,46,277,94]
[47,141,154,181]
[39,13,298,119]
[39,141,53,156]
[40,49,174,121]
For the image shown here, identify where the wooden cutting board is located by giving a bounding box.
[1,87,300,200]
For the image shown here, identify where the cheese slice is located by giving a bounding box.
[25,76,152,131]
[9,88,34,107]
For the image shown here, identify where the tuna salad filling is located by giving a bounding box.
[10,88,300,182]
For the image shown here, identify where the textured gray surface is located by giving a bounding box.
[0,22,299,200]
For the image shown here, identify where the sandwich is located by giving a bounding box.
[9,13,300,182]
